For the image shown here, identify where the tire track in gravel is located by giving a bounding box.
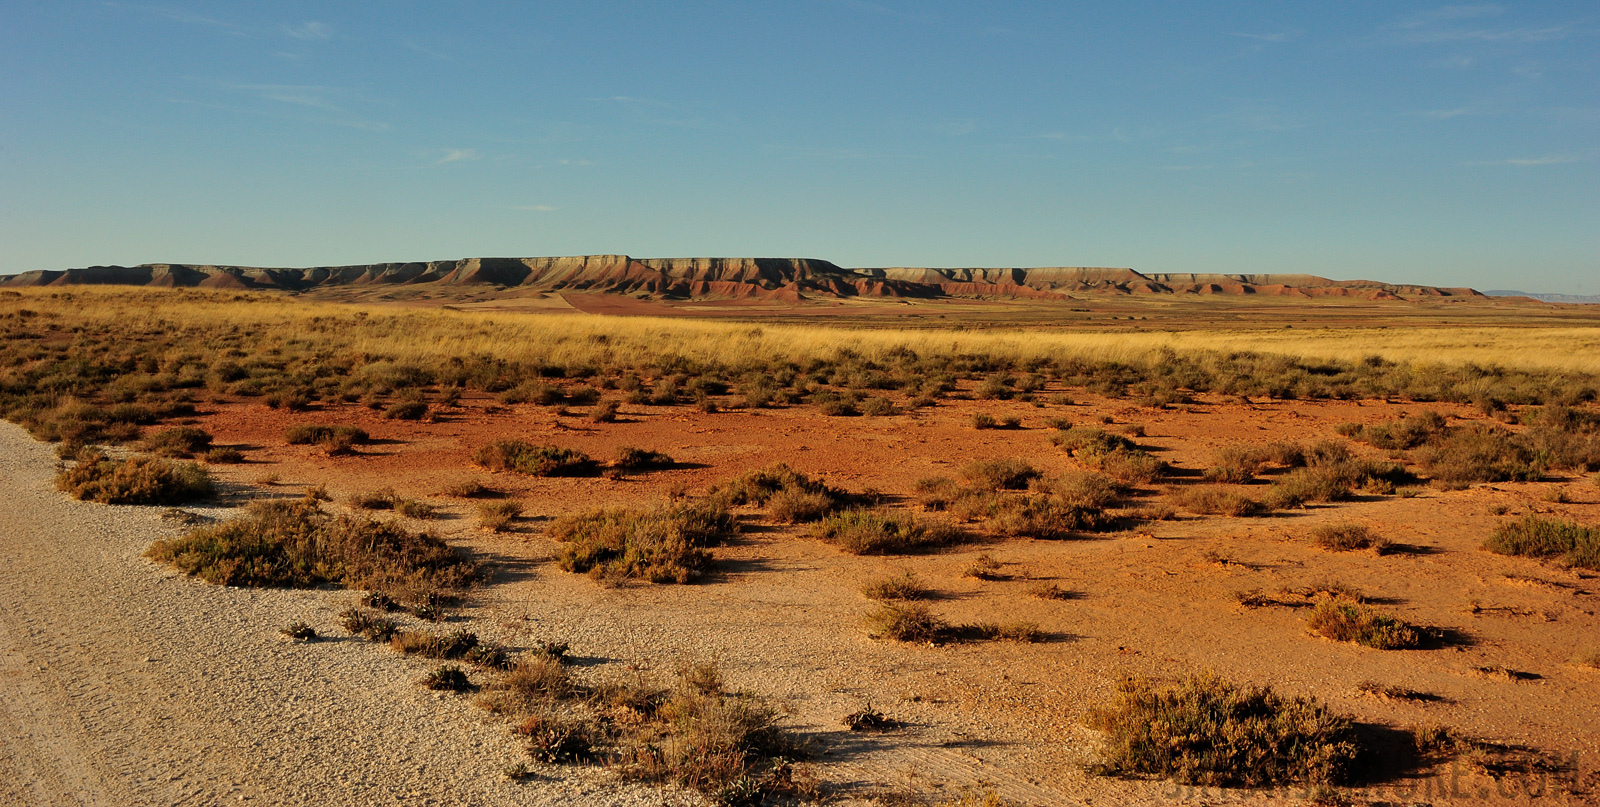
[0,423,686,807]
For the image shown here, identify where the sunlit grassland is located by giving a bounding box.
[10,286,1600,375]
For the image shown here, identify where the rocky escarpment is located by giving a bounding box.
[0,256,1485,301]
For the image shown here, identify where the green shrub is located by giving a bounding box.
[549,503,738,584]
[392,628,480,659]
[860,396,896,416]
[1341,411,1447,450]
[1051,427,1136,455]
[422,664,475,692]
[1482,515,1598,570]
[861,572,931,601]
[865,602,948,642]
[1305,597,1421,649]
[710,464,850,521]
[146,499,476,595]
[477,500,523,532]
[57,453,213,504]
[614,446,674,470]
[140,426,213,458]
[472,440,592,476]
[1414,424,1542,488]
[1082,448,1168,484]
[959,458,1039,490]
[1312,523,1388,553]
[283,424,368,455]
[591,400,620,423]
[204,447,244,463]
[989,494,1103,538]
[383,401,428,420]
[1084,673,1363,787]
[810,509,969,554]
[1171,485,1265,517]
[1204,445,1260,484]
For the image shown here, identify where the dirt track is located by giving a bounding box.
[0,423,684,807]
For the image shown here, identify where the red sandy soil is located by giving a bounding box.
[183,383,1600,805]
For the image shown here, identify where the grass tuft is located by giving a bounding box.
[472,440,592,476]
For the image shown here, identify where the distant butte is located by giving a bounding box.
[0,256,1486,301]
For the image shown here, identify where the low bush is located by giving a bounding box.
[340,608,399,642]
[861,572,931,600]
[1312,523,1388,553]
[549,502,738,584]
[860,396,896,416]
[477,654,574,715]
[988,494,1103,538]
[1027,582,1072,600]
[139,426,213,458]
[1082,448,1168,484]
[1083,673,1364,787]
[57,453,213,504]
[1414,424,1542,488]
[959,458,1038,491]
[1341,411,1447,450]
[392,628,480,660]
[1305,597,1421,649]
[811,509,969,555]
[1034,471,1122,509]
[472,440,592,476]
[383,401,429,421]
[204,447,244,464]
[1204,445,1261,484]
[1482,515,1598,570]
[590,400,620,423]
[477,500,523,532]
[442,479,495,497]
[146,499,476,597]
[1051,427,1136,455]
[613,663,809,799]
[710,463,852,521]
[352,488,401,510]
[1170,485,1265,517]
[866,602,948,642]
[422,664,475,692]
[283,424,368,455]
[614,446,674,470]
[397,499,438,520]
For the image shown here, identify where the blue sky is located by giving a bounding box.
[2,2,1596,292]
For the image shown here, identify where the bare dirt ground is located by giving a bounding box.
[0,423,697,807]
[114,378,1600,805]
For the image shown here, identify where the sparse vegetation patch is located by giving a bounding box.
[1084,673,1364,787]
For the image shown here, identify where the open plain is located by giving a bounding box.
[2,283,1599,806]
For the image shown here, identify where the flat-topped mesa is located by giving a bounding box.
[0,257,1486,301]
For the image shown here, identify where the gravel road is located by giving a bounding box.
[0,423,692,807]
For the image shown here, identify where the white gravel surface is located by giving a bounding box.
[0,423,696,807]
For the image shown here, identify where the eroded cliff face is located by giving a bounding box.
[0,256,1483,301]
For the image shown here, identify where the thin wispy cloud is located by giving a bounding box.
[166,97,389,131]
[1385,5,1574,45]
[1230,31,1297,43]
[402,40,449,60]
[1466,154,1581,166]
[284,21,332,41]
[105,2,247,35]
[438,149,481,164]
[1418,105,1484,119]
